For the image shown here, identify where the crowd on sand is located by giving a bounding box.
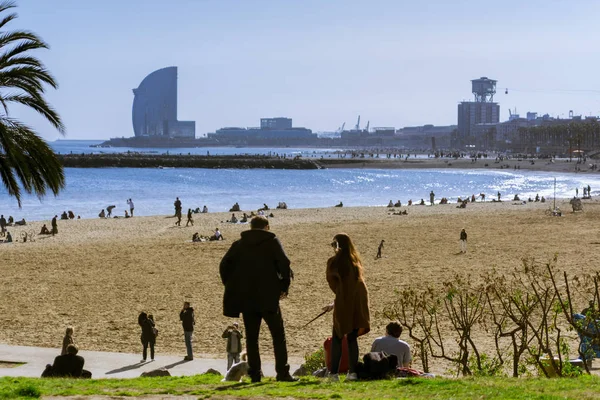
[36,215,426,382]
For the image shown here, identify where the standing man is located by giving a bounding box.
[429,190,435,206]
[376,239,384,259]
[179,301,195,361]
[497,191,501,201]
[186,209,194,227]
[219,216,296,382]
[127,198,135,217]
[51,215,58,236]
[174,197,182,226]
[0,214,6,237]
[460,228,467,254]
[222,322,243,370]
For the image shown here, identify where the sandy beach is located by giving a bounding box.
[2,198,600,373]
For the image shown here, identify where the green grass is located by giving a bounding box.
[2,374,600,399]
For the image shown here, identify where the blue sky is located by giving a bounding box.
[8,0,600,140]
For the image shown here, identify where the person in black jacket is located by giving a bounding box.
[180,302,195,361]
[138,312,156,362]
[45,344,85,377]
[219,216,296,382]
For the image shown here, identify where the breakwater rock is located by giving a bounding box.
[59,154,323,169]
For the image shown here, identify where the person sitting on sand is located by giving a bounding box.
[2,231,12,243]
[407,200,412,206]
[261,203,269,211]
[535,194,540,202]
[528,197,533,202]
[98,209,106,218]
[541,196,546,203]
[210,228,223,241]
[202,205,208,213]
[240,213,249,223]
[229,213,238,223]
[394,200,401,207]
[335,201,343,207]
[456,200,467,209]
[68,211,75,220]
[40,224,51,235]
[60,211,68,220]
[269,212,275,218]
[419,199,425,206]
[513,194,520,201]
[229,202,240,212]
[276,202,288,209]
[7,216,13,225]
[43,344,86,378]
[192,232,201,242]
[192,207,200,214]
[387,200,394,207]
[125,210,131,218]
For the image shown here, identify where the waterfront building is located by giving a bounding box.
[132,66,195,138]
[209,118,316,140]
[456,77,500,147]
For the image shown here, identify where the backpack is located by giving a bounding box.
[152,327,159,337]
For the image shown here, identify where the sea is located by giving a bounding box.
[0,140,596,221]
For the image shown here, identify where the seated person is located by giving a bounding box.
[407,200,412,206]
[192,207,200,214]
[513,194,520,201]
[68,211,75,219]
[192,232,201,242]
[257,210,265,216]
[528,197,533,202]
[269,212,275,218]
[335,201,343,207]
[60,211,68,220]
[419,199,425,205]
[124,210,131,218]
[7,216,13,225]
[43,344,85,378]
[202,205,208,213]
[262,203,269,211]
[250,211,257,217]
[210,228,223,241]
[535,194,540,202]
[240,213,249,223]
[229,202,240,212]
[371,322,412,368]
[40,224,51,235]
[2,231,12,243]
[98,209,106,218]
[541,196,546,203]
[394,200,401,207]
[387,200,394,207]
[229,213,238,223]
[14,218,26,226]
[276,202,288,209]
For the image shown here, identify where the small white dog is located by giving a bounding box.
[222,361,249,382]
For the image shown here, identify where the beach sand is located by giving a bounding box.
[2,198,599,373]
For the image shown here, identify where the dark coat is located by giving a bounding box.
[180,308,195,332]
[140,318,156,343]
[222,328,243,353]
[51,354,85,377]
[220,229,292,317]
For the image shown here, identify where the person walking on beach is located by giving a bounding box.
[220,216,296,382]
[376,239,384,259]
[138,312,156,362]
[186,209,194,227]
[180,302,195,361]
[430,190,435,206]
[174,197,182,216]
[460,228,468,254]
[127,198,135,216]
[222,322,243,370]
[51,215,58,236]
[323,233,371,381]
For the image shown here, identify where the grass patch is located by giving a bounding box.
[1,375,600,399]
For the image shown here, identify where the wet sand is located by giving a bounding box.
[2,198,599,372]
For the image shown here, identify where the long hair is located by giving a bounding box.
[330,233,363,280]
[138,312,147,327]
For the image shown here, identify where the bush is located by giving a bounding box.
[14,383,41,398]
[304,348,326,373]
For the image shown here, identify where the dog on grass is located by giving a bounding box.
[222,351,249,382]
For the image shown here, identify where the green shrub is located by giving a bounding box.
[304,348,326,373]
[14,383,41,398]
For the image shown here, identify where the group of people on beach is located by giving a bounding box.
[98,199,134,219]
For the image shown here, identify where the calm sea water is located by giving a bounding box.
[0,166,597,221]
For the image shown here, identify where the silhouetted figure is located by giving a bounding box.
[430,191,435,205]
[460,229,467,253]
[98,209,106,218]
[376,240,384,258]
[186,209,193,227]
[127,198,135,216]
[68,211,75,220]
[51,215,58,236]
[40,224,50,235]
[60,211,68,220]
[106,205,115,217]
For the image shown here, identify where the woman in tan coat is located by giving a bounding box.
[323,233,370,381]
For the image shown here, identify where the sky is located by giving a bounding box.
[7,0,600,140]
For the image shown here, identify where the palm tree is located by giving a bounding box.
[0,0,65,207]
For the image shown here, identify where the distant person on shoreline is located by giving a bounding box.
[174,197,182,216]
[60,211,68,220]
[497,191,501,201]
[229,202,240,212]
[202,205,208,213]
[125,210,131,218]
[106,205,115,217]
[0,214,6,236]
[387,200,394,207]
[186,209,194,227]
[68,211,75,220]
[2,231,12,243]
[229,213,238,223]
[460,229,468,254]
[51,215,58,236]
[127,198,135,216]
[61,326,75,355]
[98,209,106,218]
[335,201,343,207]
[430,191,435,205]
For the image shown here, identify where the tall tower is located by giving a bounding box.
[456,77,500,147]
